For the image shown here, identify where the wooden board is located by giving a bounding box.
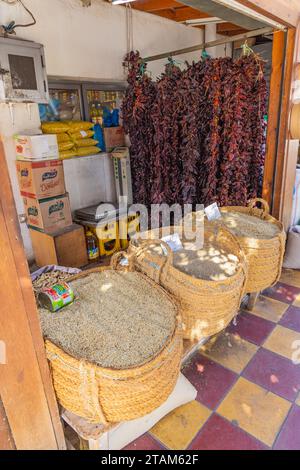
[30,224,88,268]
[273,28,297,220]
[0,399,15,450]
[0,140,65,450]
[262,31,285,209]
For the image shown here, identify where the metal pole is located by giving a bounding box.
[143,26,275,62]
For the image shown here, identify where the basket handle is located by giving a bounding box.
[110,251,135,272]
[247,198,270,216]
[134,238,174,284]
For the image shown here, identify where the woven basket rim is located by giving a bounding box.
[44,265,182,375]
[132,225,247,288]
[220,206,285,242]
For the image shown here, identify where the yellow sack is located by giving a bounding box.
[76,146,100,157]
[59,150,77,160]
[58,141,74,152]
[69,130,95,140]
[67,120,94,132]
[42,122,70,134]
[57,133,71,143]
[75,138,99,148]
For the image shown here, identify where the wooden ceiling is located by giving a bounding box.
[132,0,248,35]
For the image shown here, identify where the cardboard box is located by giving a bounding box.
[16,160,65,199]
[103,126,125,151]
[23,193,72,232]
[29,224,88,268]
[15,134,59,161]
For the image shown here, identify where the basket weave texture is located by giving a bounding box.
[220,198,286,293]
[129,222,248,340]
[45,261,182,424]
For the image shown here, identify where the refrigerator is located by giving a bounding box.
[40,80,126,123]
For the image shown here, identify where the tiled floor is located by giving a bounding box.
[124,269,300,450]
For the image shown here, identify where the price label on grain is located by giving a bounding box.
[38,282,74,312]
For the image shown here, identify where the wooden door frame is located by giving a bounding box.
[263,24,300,226]
[0,140,65,450]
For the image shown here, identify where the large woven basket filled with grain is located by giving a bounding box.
[128,222,248,341]
[219,198,286,294]
[39,255,182,424]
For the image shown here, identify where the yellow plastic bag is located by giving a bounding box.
[76,146,100,157]
[57,133,71,143]
[58,141,74,152]
[59,150,78,160]
[67,121,94,132]
[75,138,99,148]
[69,130,95,140]
[42,122,70,134]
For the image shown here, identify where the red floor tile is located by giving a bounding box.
[279,306,300,333]
[123,433,164,451]
[182,354,237,410]
[263,283,300,304]
[243,348,300,402]
[189,413,268,450]
[227,311,275,346]
[274,405,300,450]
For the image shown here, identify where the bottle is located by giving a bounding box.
[86,230,100,262]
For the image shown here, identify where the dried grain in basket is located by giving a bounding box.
[128,222,248,341]
[44,254,183,424]
[220,198,286,294]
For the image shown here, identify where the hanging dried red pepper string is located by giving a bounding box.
[122,51,267,209]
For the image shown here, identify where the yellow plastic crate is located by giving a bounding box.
[87,220,120,257]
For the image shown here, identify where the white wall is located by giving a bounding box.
[0,0,203,262]
[0,0,203,80]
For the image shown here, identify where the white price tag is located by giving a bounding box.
[205,203,221,221]
[80,130,88,138]
[161,233,183,253]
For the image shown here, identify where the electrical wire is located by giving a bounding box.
[1,0,36,34]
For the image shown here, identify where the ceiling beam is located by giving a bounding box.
[236,0,299,28]
[150,6,211,22]
[177,0,278,30]
[133,0,182,12]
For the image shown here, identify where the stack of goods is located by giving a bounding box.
[41,121,100,160]
[15,134,88,268]
[122,51,267,208]
[67,121,100,157]
[41,122,76,160]
[129,222,247,340]
[220,198,286,293]
[40,258,182,424]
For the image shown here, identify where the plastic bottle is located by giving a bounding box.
[86,230,100,262]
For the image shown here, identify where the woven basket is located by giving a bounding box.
[44,256,183,424]
[220,198,286,294]
[129,222,248,340]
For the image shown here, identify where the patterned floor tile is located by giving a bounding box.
[123,433,164,451]
[279,305,300,333]
[189,413,268,450]
[182,354,237,409]
[150,401,211,450]
[217,377,291,447]
[263,283,300,304]
[274,405,300,450]
[248,295,288,323]
[293,296,300,308]
[243,348,300,401]
[200,332,258,374]
[263,325,300,361]
[227,311,275,346]
[280,269,300,289]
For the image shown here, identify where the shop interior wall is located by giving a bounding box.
[0,0,204,262]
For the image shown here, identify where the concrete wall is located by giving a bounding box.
[0,0,203,261]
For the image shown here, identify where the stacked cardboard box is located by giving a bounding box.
[15,134,88,268]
